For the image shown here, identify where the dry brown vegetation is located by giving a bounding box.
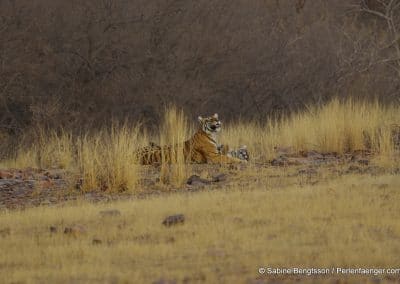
[1,100,399,192]
[0,102,399,283]
[1,0,400,156]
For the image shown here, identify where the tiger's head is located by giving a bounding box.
[198,113,221,134]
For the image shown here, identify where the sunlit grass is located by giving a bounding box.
[1,99,400,283]
[76,124,144,192]
[1,99,399,189]
[0,174,399,283]
[159,106,192,186]
[222,99,400,162]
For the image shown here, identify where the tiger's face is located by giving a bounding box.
[198,113,222,134]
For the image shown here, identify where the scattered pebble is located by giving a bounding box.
[186,175,210,185]
[0,227,11,237]
[49,226,58,233]
[212,173,227,182]
[92,238,102,245]
[162,214,185,227]
[358,159,369,166]
[153,279,177,284]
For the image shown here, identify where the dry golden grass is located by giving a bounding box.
[222,99,400,162]
[76,124,145,192]
[1,173,399,283]
[158,106,192,186]
[1,99,399,189]
[2,129,74,170]
[1,99,400,283]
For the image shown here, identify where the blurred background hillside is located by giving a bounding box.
[1,0,399,141]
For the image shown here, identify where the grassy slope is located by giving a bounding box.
[1,100,400,283]
[1,173,399,283]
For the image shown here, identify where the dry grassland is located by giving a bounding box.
[1,99,400,283]
[1,173,400,284]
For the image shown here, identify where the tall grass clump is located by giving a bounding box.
[158,106,192,186]
[1,99,399,184]
[1,129,74,170]
[222,99,400,162]
[1,124,144,192]
[77,124,143,192]
[37,129,75,170]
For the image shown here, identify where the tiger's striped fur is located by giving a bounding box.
[137,113,244,165]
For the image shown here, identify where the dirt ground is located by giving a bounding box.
[0,149,392,210]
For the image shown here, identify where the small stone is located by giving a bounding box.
[0,170,13,179]
[271,158,286,166]
[186,175,210,185]
[92,238,102,245]
[99,209,121,217]
[152,279,177,284]
[212,173,227,182]
[64,224,87,237]
[0,227,11,237]
[162,214,185,227]
[358,159,369,166]
[347,165,361,173]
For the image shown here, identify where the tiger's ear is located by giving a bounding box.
[198,116,203,123]
[213,113,218,119]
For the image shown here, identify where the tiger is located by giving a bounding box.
[137,113,248,165]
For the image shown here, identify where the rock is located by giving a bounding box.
[99,209,121,217]
[92,238,102,245]
[270,155,307,166]
[0,227,11,237]
[182,273,206,283]
[270,156,288,166]
[347,165,361,173]
[299,150,322,158]
[0,170,13,179]
[0,179,23,188]
[49,226,58,233]
[358,159,369,166]
[64,224,87,237]
[212,173,227,182]
[162,214,185,227]
[186,175,210,185]
[153,279,177,284]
